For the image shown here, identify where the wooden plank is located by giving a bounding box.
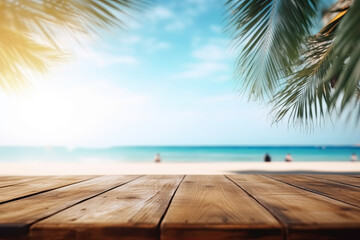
[314,175,360,188]
[161,175,282,240]
[268,175,360,207]
[228,175,360,240]
[0,176,95,203]
[0,176,46,188]
[30,175,184,240]
[0,175,139,239]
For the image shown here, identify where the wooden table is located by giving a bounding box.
[0,175,360,240]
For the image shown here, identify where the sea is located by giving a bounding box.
[0,146,359,163]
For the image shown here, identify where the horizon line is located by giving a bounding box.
[0,144,359,149]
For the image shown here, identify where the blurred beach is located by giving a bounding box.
[0,146,359,162]
[0,161,359,175]
[1,146,359,175]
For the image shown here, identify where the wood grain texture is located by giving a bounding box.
[1,175,360,240]
[314,175,360,188]
[0,176,94,203]
[0,175,139,239]
[29,175,184,240]
[228,175,360,240]
[268,175,360,207]
[161,175,282,240]
[0,177,46,188]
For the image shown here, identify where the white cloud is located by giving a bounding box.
[174,62,229,79]
[144,2,209,32]
[126,18,143,30]
[210,25,222,34]
[148,6,174,22]
[76,49,138,67]
[165,20,186,31]
[184,0,209,16]
[143,38,171,52]
[121,35,142,45]
[192,44,231,62]
[208,38,231,46]
[143,1,212,32]
[175,37,232,80]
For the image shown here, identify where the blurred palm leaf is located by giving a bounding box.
[271,34,334,126]
[271,6,349,126]
[228,0,360,125]
[324,0,360,116]
[0,0,146,91]
[226,0,319,99]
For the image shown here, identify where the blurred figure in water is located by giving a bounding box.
[350,153,358,162]
[154,153,161,163]
[264,153,271,162]
[285,153,293,162]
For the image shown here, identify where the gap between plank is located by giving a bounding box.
[307,175,360,189]
[22,175,143,235]
[264,175,360,209]
[0,177,49,189]
[0,177,98,205]
[157,175,186,240]
[225,175,288,240]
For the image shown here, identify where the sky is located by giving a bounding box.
[0,0,359,148]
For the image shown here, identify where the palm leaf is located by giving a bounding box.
[325,0,360,116]
[0,26,63,90]
[0,0,146,91]
[271,34,334,127]
[226,0,319,99]
[271,5,350,125]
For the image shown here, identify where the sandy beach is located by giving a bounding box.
[0,161,359,175]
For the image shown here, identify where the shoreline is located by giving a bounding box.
[0,161,359,175]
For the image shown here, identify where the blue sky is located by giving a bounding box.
[0,0,359,147]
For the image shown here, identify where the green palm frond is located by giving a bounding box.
[356,83,360,121]
[271,34,334,126]
[325,0,360,115]
[271,6,349,125]
[228,0,359,125]
[226,0,319,99]
[0,0,146,91]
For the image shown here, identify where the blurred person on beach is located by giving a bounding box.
[154,153,161,163]
[264,153,271,162]
[285,153,293,162]
[351,153,358,162]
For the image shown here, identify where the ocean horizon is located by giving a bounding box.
[0,145,359,163]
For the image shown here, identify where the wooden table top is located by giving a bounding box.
[0,175,360,240]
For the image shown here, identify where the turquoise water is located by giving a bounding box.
[0,146,358,162]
